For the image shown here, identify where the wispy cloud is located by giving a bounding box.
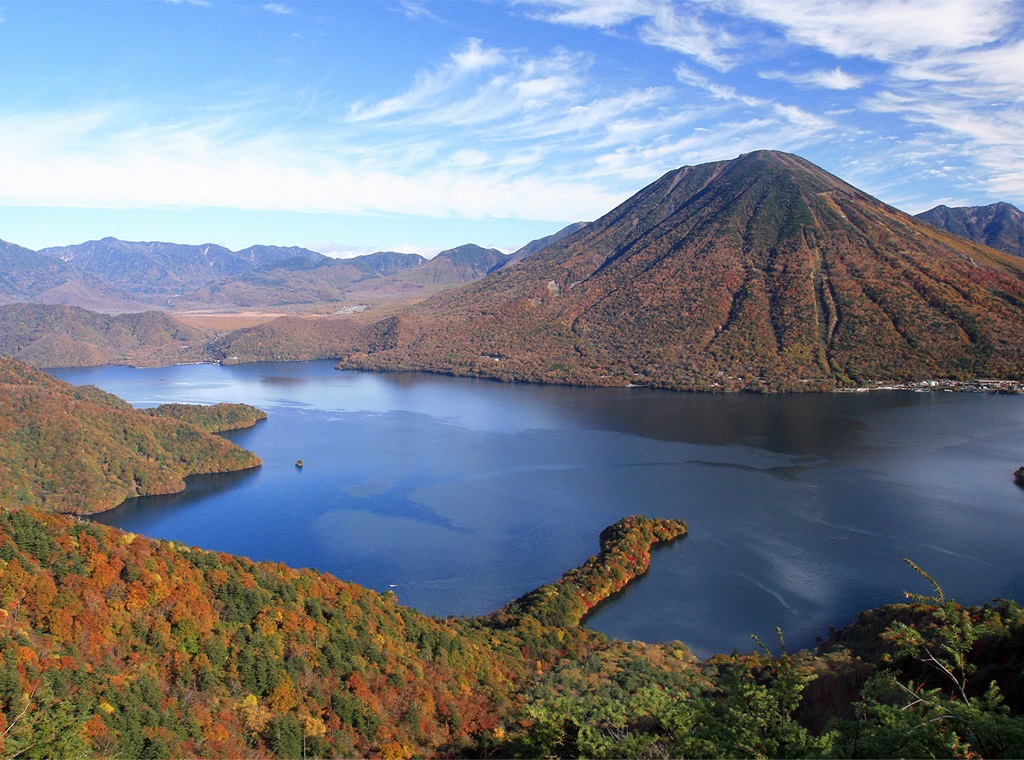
[263,3,293,15]
[639,8,735,71]
[720,0,1014,60]
[0,102,627,224]
[348,38,509,122]
[759,67,866,91]
[520,0,739,70]
[6,0,1022,242]
[515,0,666,29]
[398,1,446,23]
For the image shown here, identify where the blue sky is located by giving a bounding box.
[0,0,1021,257]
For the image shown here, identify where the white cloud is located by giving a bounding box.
[717,0,1015,61]
[562,87,673,132]
[527,0,1024,203]
[449,148,490,168]
[675,64,835,132]
[0,104,626,224]
[639,4,737,71]
[348,38,508,122]
[263,3,293,15]
[520,0,739,71]
[10,0,1022,236]
[398,1,444,22]
[451,37,506,73]
[309,241,435,259]
[515,0,666,29]
[348,39,660,151]
[760,67,866,90]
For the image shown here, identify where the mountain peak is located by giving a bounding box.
[340,151,1024,391]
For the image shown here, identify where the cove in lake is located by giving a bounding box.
[52,361,1024,659]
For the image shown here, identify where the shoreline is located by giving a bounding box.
[835,378,1023,394]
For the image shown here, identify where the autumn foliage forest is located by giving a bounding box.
[0,354,1023,758]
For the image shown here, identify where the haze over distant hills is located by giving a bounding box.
[0,236,552,367]
[339,150,1024,391]
[38,237,326,298]
[915,202,1024,258]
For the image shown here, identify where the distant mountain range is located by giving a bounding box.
[0,233,570,367]
[338,150,1024,391]
[915,202,1024,258]
[494,221,589,270]
[0,237,513,312]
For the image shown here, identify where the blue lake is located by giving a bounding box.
[51,361,1024,659]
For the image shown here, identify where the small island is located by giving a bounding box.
[1016,466,1024,486]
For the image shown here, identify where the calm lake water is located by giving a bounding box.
[51,361,1024,659]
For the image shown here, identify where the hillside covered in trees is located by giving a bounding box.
[1,356,1023,757]
[0,304,212,369]
[2,503,1024,758]
[0,356,262,514]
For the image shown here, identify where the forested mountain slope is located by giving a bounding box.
[207,315,362,364]
[339,151,1024,391]
[0,356,262,514]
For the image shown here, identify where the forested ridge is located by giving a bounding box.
[2,349,1024,757]
[0,304,211,369]
[143,403,268,434]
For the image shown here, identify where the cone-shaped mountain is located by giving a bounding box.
[340,150,1024,391]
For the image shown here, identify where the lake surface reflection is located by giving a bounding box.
[51,361,1024,658]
